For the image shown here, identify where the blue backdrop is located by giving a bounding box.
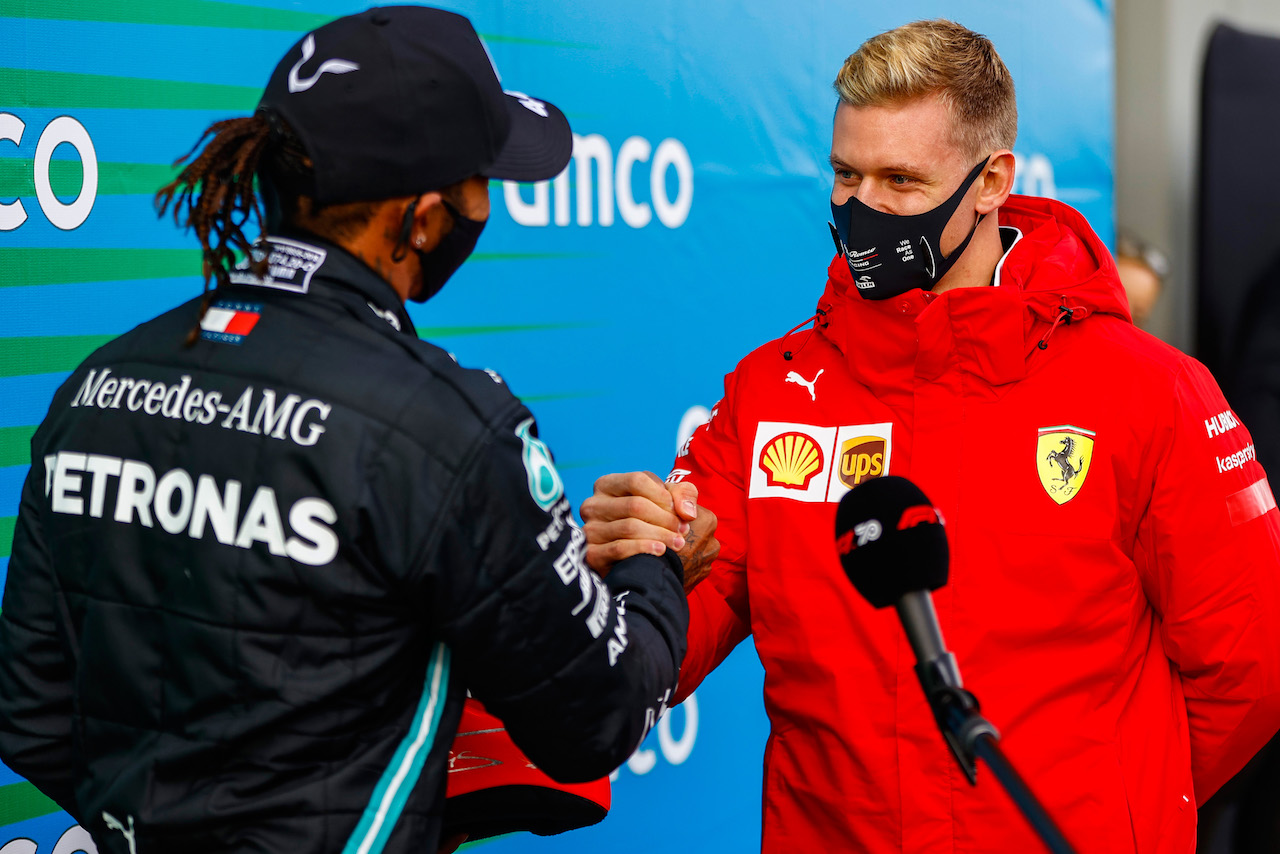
[0,2,1112,851]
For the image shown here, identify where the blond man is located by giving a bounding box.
[583,19,1280,852]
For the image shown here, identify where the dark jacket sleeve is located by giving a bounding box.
[433,407,688,783]
[0,462,81,819]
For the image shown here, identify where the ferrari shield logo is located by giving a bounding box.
[1037,425,1095,504]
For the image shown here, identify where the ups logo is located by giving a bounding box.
[838,436,886,488]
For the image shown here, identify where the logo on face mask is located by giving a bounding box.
[830,158,989,301]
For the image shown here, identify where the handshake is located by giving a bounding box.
[580,471,720,592]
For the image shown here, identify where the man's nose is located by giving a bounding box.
[854,180,893,213]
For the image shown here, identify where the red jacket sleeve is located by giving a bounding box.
[1134,358,1280,804]
[670,368,752,703]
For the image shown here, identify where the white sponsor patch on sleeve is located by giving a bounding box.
[1226,477,1278,526]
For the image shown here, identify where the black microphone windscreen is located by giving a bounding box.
[835,475,948,608]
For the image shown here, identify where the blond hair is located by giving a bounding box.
[833,19,1017,159]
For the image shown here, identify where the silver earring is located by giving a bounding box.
[413,236,425,247]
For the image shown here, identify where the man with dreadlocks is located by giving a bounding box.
[0,7,698,854]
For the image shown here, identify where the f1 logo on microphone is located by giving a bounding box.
[898,504,941,529]
[838,520,884,555]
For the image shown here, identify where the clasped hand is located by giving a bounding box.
[580,471,719,592]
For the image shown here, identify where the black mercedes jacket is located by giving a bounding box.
[0,233,688,854]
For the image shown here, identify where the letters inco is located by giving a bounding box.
[70,368,330,447]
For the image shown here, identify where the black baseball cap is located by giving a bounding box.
[258,5,573,205]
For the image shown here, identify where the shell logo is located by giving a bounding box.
[758,431,825,489]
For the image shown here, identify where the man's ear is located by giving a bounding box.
[407,192,450,255]
[976,149,1016,215]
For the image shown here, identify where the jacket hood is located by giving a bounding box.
[810,195,1131,390]
[987,195,1130,325]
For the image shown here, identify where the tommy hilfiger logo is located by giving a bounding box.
[200,301,261,345]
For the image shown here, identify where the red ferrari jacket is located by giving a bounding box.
[671,196,1280,853]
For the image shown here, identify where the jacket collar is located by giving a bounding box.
[226,230,417,338]
[814,195,1130,390]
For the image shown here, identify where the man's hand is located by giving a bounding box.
[676,503,719,593]
[581,471,719,592]
[581,472,695,570]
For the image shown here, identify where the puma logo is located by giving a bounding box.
[785,369,824,401]
[288,34,360,93]
[102,811,137,854]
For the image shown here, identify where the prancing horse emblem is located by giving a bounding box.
[1046,437,1082,485]
[786,369,824,401]
[1036,425,1095,505]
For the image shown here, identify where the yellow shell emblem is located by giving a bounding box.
[759,431,825,489]
[1037,425,1095,505]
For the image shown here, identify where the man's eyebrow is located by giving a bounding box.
[881,162,928,176]
[827,155,929,176]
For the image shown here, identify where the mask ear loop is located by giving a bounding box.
[391,198,418,263]
[929,157,993,281]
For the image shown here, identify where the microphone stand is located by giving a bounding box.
[916,659,1078,854]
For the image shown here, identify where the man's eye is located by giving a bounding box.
[835,169,854,180]
[889,174,914,186]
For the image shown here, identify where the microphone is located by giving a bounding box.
[834,475,960,689]
[834,475,991,781]
[835,476,1078,854]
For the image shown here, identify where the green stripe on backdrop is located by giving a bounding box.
[0,248,585,289]
[0,427,35,469]
[0,68,260,111]
[0,158,179,200]
[0,335,115,378]
[0,0,332,30]
[416,322,599,338]
[521,391,604,402]
[473,33,598,49]
[0,397,597,459]
[1,517,14,559]
[549,458,609,470]
[466,253,597,262]
[0,248,202,287]
[0,781,60,826]
[0,2,597,47]
[0,159,615,200]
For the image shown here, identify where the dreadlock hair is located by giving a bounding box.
[155,112,375,345]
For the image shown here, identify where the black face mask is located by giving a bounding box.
[829,158,989,301]
[397,199,488,304]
